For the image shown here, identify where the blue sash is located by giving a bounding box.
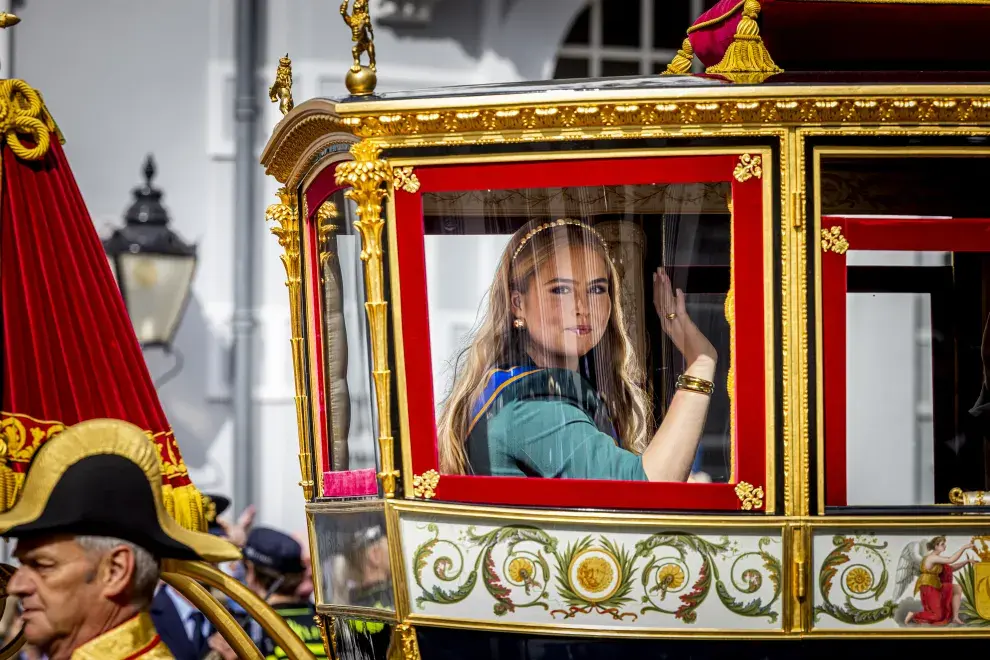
[467,366,543,435]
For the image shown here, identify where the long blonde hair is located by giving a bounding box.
[436,218,654,475]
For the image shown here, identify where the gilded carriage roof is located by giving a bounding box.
[261,74,990,185]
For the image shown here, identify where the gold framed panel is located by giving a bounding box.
[389,499,792,639]
[385,144,783,514]
[805,514,990,638]
[806,140,990,516]
[305,499,405,619]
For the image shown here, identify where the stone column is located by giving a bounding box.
[597,221,647,369]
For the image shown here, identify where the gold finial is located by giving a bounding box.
[0,13,20,29]
[340,0,378,96]
[268,53,294,116]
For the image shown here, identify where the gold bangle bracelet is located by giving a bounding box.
[676,374,714,395]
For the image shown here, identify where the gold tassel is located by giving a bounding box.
[662,37,695,75]
[0,464,17,511]
[706,0,781,76]
[166,482,208,533]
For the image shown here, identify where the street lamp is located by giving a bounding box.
[104,155,197,350]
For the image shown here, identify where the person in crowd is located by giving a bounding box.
[151,493,240,659]
[207,527,326,659]
[0,419,240,660]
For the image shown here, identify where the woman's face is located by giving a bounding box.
[935,540,946,554]
[512,243,612,368]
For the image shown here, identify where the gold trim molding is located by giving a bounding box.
[733,153,763,182]
[339,96,990,145]
[265,187,315,500]
[735,481,765,510]
[820,226,849,254]
[412,470,439,500]
[333,141,417,497]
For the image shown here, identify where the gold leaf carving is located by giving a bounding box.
[733,154,763,183]
[820,226,849,254]
[334,140,406,497]
[734,481,765,511]
[265,188,314,500]
[412,470,440,500]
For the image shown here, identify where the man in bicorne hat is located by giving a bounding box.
[0,419,241,660]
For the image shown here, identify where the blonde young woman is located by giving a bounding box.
[436,218,717,482]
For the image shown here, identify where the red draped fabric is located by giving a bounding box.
[0,134,204,531]
[913,565,954,626]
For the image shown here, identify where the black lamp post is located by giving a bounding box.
[104,155,197,350]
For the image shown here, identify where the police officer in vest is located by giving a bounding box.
[207,527,326,659]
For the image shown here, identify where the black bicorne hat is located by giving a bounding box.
[0,419,241,562]
[202,493,231,537]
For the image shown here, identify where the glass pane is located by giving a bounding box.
[603,0,641,47]
[312,509,394,611]
[601,60,642,78]
[553,57,590,80]
[840,250,990,506]
[563,6,591,45]
[117,253,195,345]
[423,182,732,484]
[317,190,379,486]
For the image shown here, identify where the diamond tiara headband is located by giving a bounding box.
[511,218,609,261]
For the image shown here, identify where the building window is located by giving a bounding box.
[553,0,713,78]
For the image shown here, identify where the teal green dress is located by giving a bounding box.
[465,366,648,481]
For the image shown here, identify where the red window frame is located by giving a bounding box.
[820,215,990,507]
[392,154,770,511]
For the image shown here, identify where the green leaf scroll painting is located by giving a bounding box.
[814,535,897,626]
[411,523,782,623]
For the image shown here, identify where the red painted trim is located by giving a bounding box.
[394,154,768,511]
[821,219,848,507]
[415,156,738,195]
[302,161,350,489]
[824,216,990,252]
[730,174,767,491]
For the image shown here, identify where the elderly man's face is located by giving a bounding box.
[9,535,106,650]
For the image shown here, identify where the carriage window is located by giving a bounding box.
[422,182,733,485]
[820,218,990,509]
[314,189,380,496]
[392,155,771,511]
[312,508,394,612]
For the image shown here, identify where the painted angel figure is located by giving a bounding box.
[893,536,976,625]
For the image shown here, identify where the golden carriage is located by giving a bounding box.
[262,0,990,656]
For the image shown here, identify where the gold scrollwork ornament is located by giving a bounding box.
[412,470,439,500]
[821,226,849,254]
[265,188,315,500]
[949,487,988,506]
[733,154,763,182]
[334,141,418,497]
[734,481,765,510]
